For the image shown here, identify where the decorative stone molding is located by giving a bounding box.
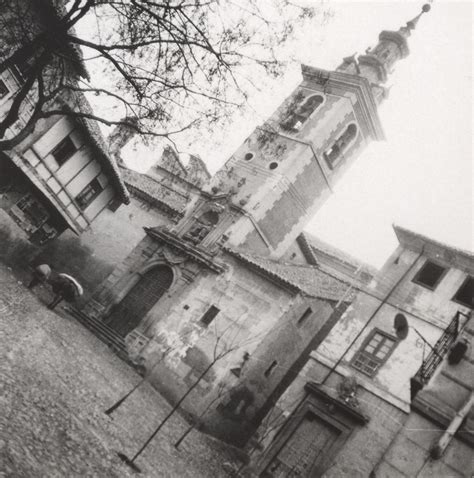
[145,226,227,273]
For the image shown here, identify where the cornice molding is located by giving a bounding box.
[144,226,227,273]
[305,381,370,424]
[301,65,385,142]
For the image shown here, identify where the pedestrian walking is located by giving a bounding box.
[47,273,83,310]
[28,264,52,289]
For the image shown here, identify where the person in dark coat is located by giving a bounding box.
[47,274,82,310]
[28,264,52,289]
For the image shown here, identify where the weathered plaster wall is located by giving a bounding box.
[90,240,321,427]
[375,325,473,477]
[252,242,473,474]
[139,252,297,387]
[313,246,473,409]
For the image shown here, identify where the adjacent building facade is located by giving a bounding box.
[0,1,129,264]
[252,225,473,477]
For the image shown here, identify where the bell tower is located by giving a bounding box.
[162,4,431,258]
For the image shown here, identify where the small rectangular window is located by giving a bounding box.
[200,305,220,326]
[0,79,9,99]
[264,360,278,378]
[75,177,103,210]
[452,276,474,309]
[51,135,77,166]
[297,307,312,326]
[351,329,397,377]
[413,260,446,290]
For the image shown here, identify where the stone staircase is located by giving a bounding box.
[65,306,129,360]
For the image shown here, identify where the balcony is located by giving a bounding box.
[411,311,468,398]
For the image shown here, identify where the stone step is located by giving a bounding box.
[66,306,127,356]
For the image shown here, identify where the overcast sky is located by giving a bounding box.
[123,1,473,267]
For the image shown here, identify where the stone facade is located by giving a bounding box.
[77,4,437,449]
[84,225,359,445]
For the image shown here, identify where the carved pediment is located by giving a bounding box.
[144,226,227,273]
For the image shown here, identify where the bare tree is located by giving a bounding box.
[173,368,236,449]
[103,345,172,416]
[0,0,324,153]
[117,310,261,470]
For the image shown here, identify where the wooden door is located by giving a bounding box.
[106,266,173,337]
[263,412,340,477]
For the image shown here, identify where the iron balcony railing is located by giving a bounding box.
[413,311,466,384]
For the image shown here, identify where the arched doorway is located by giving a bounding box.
[106,265,173,337]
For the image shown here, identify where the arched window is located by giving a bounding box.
[184,210,219,244]
[280,94,324,133]
[324,123,358,169]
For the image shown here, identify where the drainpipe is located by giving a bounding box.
[321,247,424,385]
[430,391,474,459]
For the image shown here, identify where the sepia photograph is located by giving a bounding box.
[1,0,472,476]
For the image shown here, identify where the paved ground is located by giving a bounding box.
[0,263,239,477]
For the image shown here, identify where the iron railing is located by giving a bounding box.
[413,311,465,384]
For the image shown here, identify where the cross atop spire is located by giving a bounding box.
[408,4,431,29]
[400,4,431,37]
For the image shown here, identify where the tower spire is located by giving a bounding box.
[406,3,431,31]
[337,4,431,102]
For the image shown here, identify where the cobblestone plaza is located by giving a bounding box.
[0,263,237,477]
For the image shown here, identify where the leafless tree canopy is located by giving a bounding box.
[0,0,322,152]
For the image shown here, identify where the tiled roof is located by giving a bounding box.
[225,248,356,302]
[120,167,188,215]
[394,225,474,258]
[394,225,474,273]
[299,232,377,277]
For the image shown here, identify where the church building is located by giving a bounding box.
[78,4,433,447]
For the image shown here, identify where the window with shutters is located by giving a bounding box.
[351,329,397,377]
[76,177,103,210]
[51,135,77,166]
